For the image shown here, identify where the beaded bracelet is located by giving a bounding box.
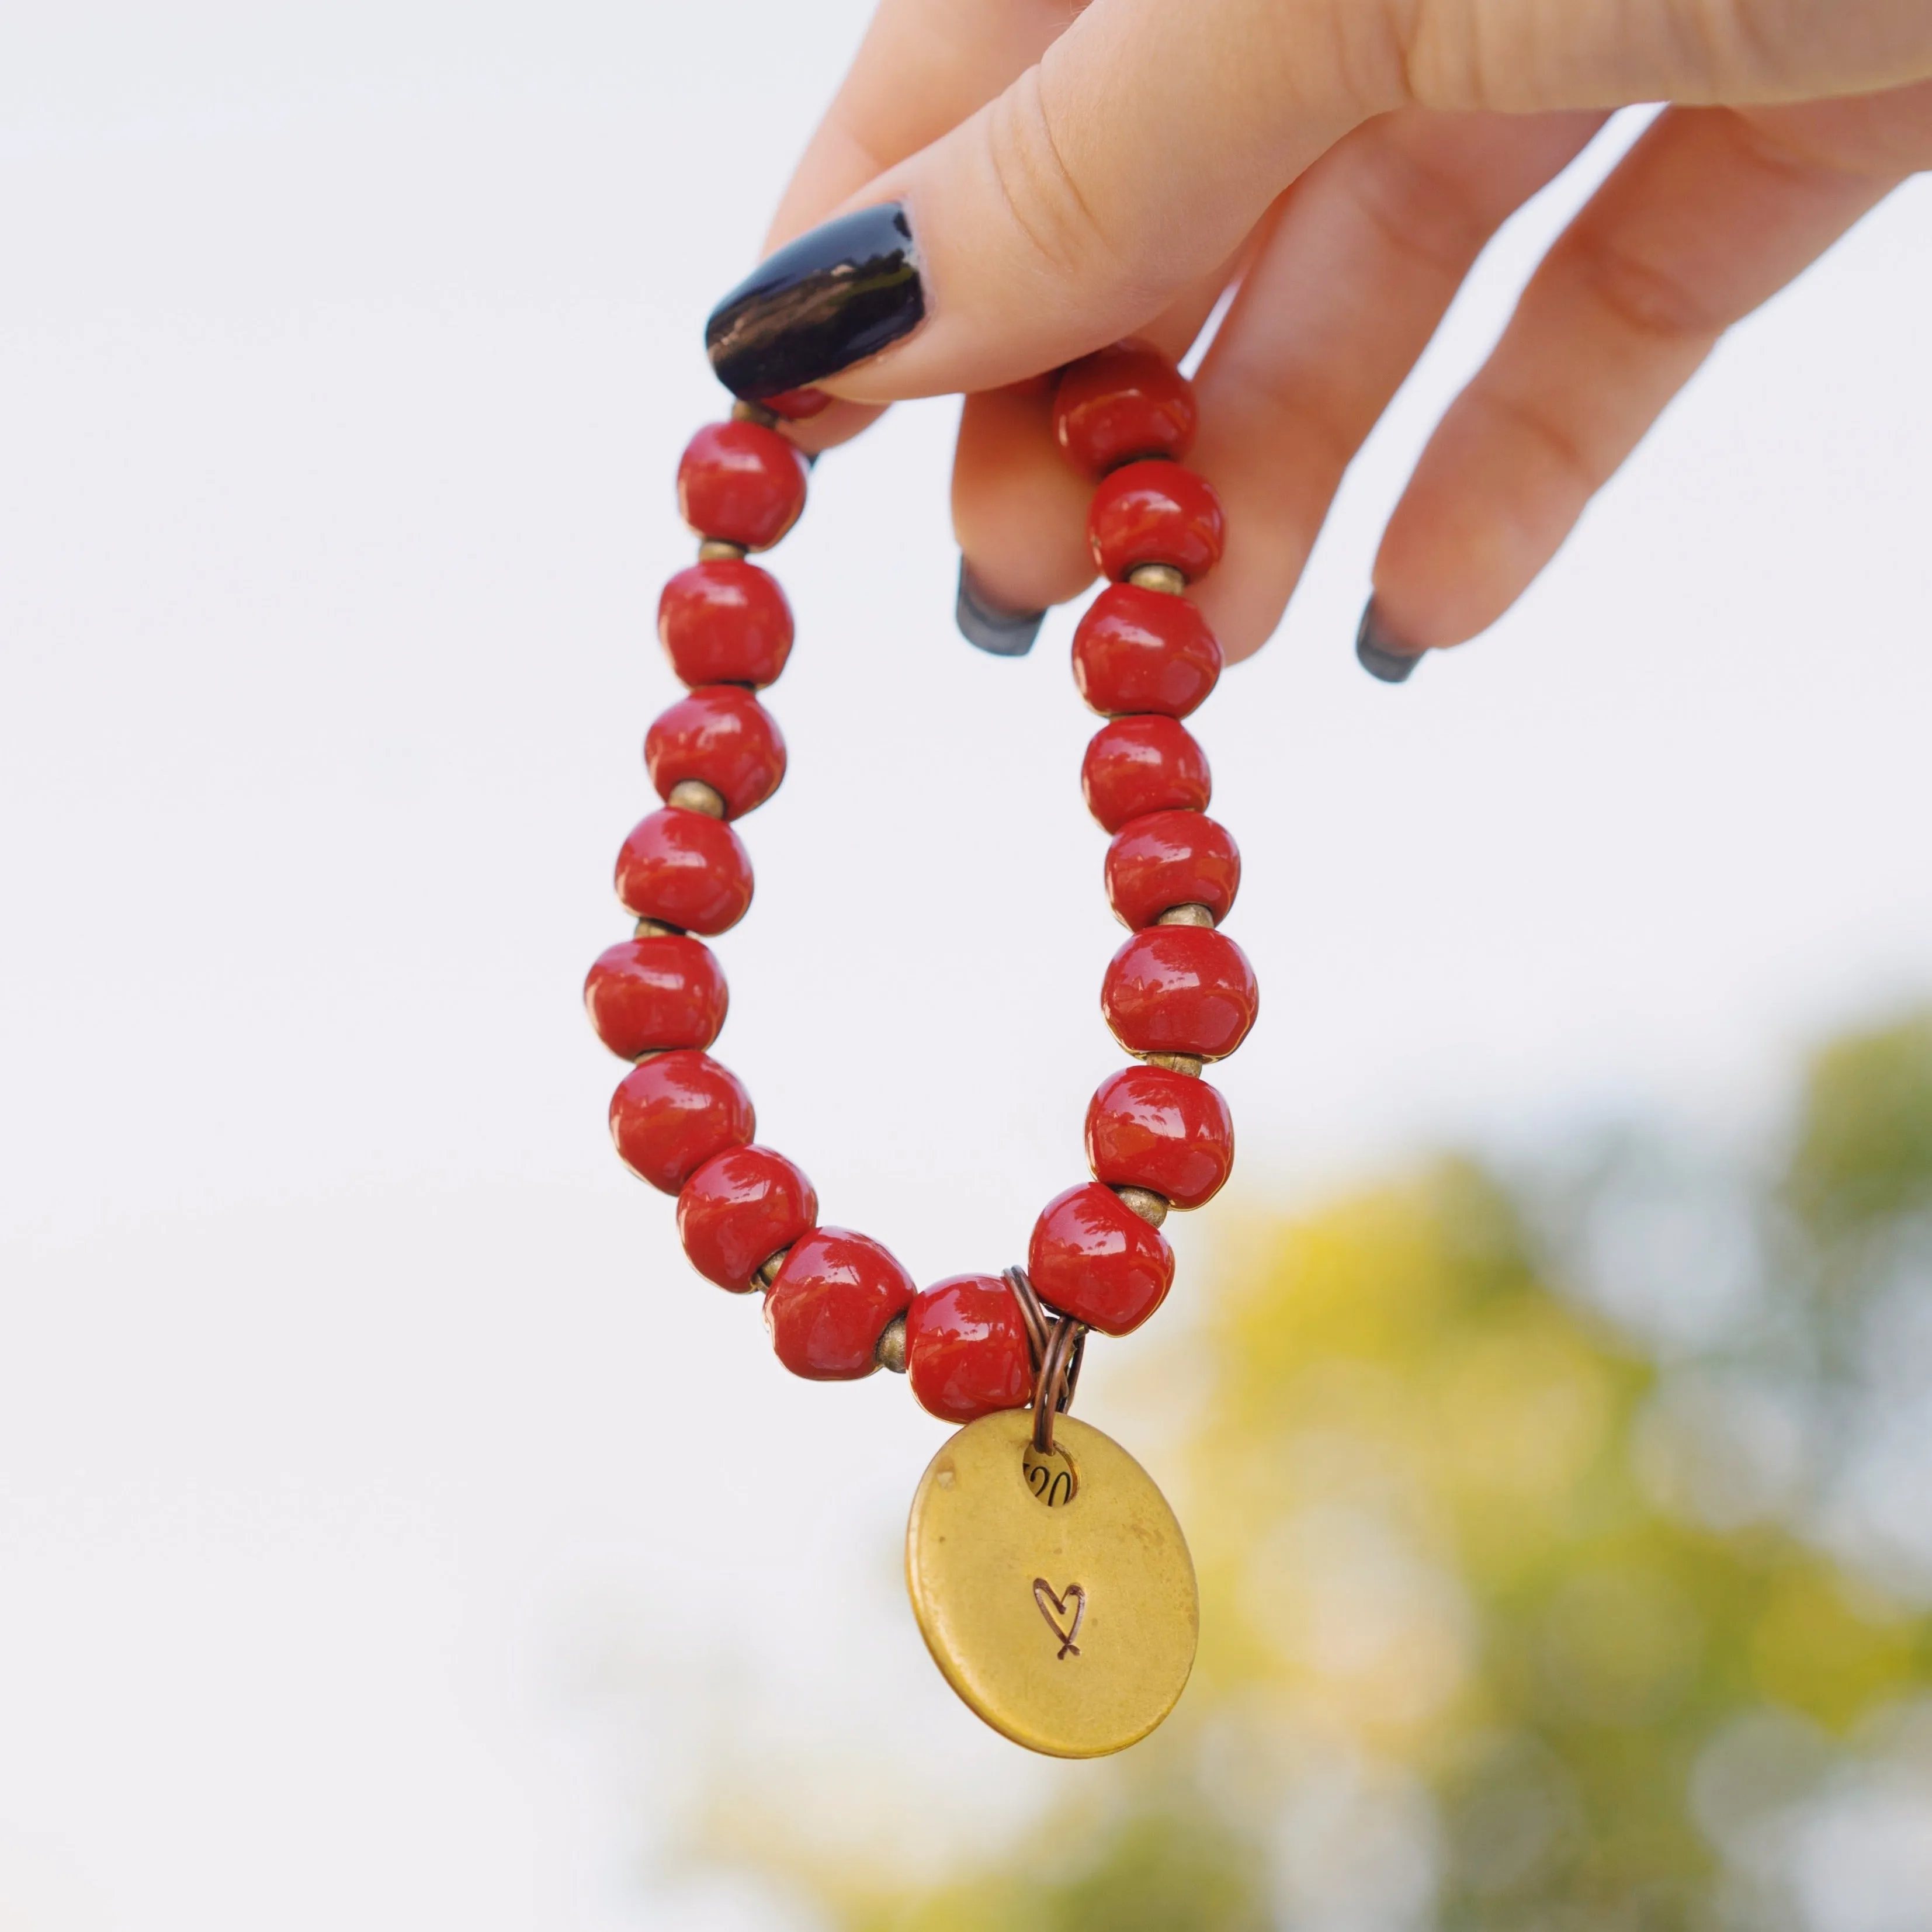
[584,341,1255,1757]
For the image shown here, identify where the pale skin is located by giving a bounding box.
[750,0,1932,663]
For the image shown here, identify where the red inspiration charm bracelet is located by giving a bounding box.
[584,341,1255,1757]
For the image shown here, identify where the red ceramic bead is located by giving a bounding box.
[608,1050,754,1194]
[1081,716,1211,833]
[1102,926,1259,1060]
[761,387,831,421]
[677,1144,818,1292]
[645,686,786,819]
[1027,1182,1174,1336]
[584,934,728,1059]
[1105,810,1240,928]
[1086,1066,1235,1210]
[765,1227,916,1381]
[658,560,794,688]
[906,1275,1032,1423]
[613,807,754,936]
[1053,341,1197,480]
[1071,583,1222,719]
[676,421,807,551]
[1088,461,1226,583]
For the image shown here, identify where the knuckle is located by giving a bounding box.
[980,70,1116,285]
[1396,0,1799,110]
[1395,0,1552,110]
[1732,99,1926,185]
[1566,232,1726,344]
[1479,384,1605,497]
[1350,141,1504,280]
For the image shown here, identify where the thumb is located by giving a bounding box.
[701,0,1932,405]
[703,0,1382,403]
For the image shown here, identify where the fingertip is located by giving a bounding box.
[1183,438,1319,667]
[1373,412,1556,651]
[1354,599,1425,682]
[952,383,1096,615]
[706,202,925,402]
[955,559,1046,655]
[779,397,889,459]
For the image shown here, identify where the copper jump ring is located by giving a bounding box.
[1006,1265,1087,1456]
[1004,1265,1050,1371]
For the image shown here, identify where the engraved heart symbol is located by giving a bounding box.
[1032,1577,1085,1660]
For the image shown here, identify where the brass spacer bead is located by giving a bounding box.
[698,538,748,563]
[875,1311,908,1374]
[730,399,781,429]
[667,779,727,818]
[1113,1184,1170,1227]
[1140,1052,1204,1078]
[633,917,681,939]
[1156,902,1215,928]
[754,1246,790,1291]
[1128,563,1187,595]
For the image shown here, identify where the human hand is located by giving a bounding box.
[701,0,1932,672]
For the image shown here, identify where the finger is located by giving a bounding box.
[706,0,1383,405]
[765,0,1073,251]
[1371,89,1930,653]
[732,0,1074,455]
[946,96,1590,634]
[951,251,1251,620]
[706,0,1932,408]
[1174,108,1608,664]
[1402,0,1932,116]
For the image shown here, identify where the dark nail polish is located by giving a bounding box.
[1355,599,1424,684]
[956,559,1045,657]
[706,203,925,401]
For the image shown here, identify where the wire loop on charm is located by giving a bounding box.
[1005,1266,1088,1456]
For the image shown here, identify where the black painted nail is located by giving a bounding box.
[956,559,1046,657]
[1355,599,1424,683]
[706,203,925,402]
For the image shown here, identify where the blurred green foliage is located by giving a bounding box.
[1788,1012,1932,1239]
[717,1012,1932,1930]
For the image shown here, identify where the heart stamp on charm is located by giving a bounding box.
[1032,1578,1086,1659]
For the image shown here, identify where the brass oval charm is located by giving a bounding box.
[905,1409,1198,1757]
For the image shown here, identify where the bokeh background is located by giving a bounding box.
[3,5,1931,1929]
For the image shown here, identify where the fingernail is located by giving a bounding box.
[1355,599,1424,684]
[956,559,1045,657]
[705,203,925,401]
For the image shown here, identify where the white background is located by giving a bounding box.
[2,4,1929,1927]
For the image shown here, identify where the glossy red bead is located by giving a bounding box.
[1102,926,1259,1060]
[1086,1066,1234,1210]
[760,387,831,421]
[608,1050,754,1194]
[676,420,807,551]
[613,807,754,936]
[765,1227,916,1381]
[658,560,794,688]
[1105,810,1240,928]
[584,934,728,1059]
[1072,583,1222,719]
[677,1145,818,1292]
[905,1274,1033,1423]
[645,685,786,819]
[1027,1182,1174,1336]
[1053,341,1197,480]
[1088,461,1226,583]
[1081,716,1211,833]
